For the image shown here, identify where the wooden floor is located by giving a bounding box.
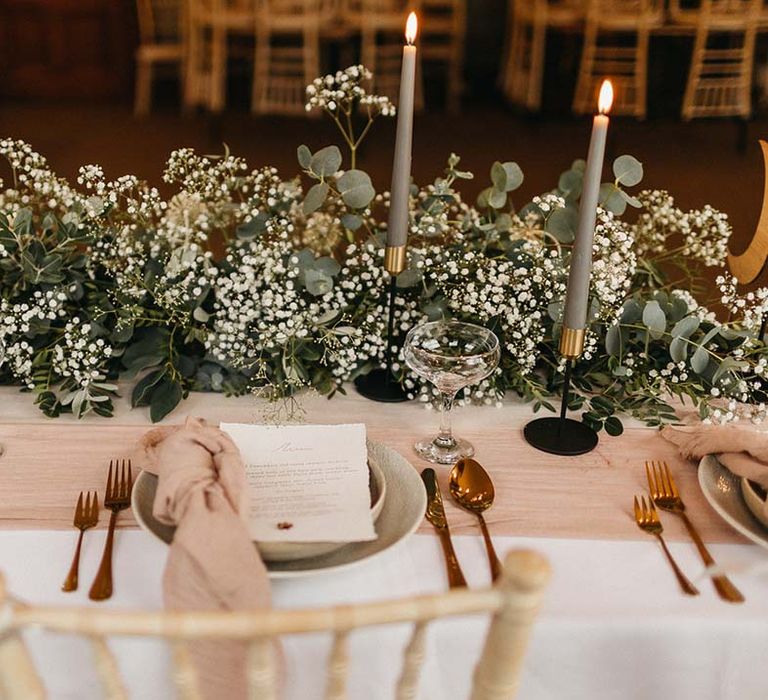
[0,97,765,293]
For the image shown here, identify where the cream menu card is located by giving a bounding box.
[220,422,377,543]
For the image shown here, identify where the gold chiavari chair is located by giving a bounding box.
[251,0,336,115]
[572,0,664,118]
[344,0,426,110]
[500,0,585,112]
[184,0,257,112]
[134,0,186,115]
[670,0,761,119]
[419,0,467,112]
[0,550,549,699]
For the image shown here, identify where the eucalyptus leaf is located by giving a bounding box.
[642,300,667,339]
[297,144,312,169]
[491,162,508,191]
[501,162,524,191]
[314,256,341,277]
[341,213,363,231]
[613,155,644,187]
[545,206,577,243]
[337,169,372,192]
[488,188,507,210]
[691,346,710,374]
[303,182,329,215]
[671,315,699,339]
[309,145,342,178]
[341,183,376,209]
[600,184,627,215]
[305,269,333,296]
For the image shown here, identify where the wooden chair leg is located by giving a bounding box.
[0,575,45,700]
[471,550,551,700]
[527,21,546,111]
[134,58,153,117]
[210,25,226,113]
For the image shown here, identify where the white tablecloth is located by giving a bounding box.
[2,530,767,700]
[1,388,767,699]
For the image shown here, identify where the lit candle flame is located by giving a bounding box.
[405,11,418,45]
[598,80,614,115]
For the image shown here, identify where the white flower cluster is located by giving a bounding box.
[0,139,81,218]
[0,290,67,386]
[208,236,391,391]
[305,65,395,116]
[590,209,637,319]
[680,205,731,267]
[633,190,677,257]
[52,318,113,389]
[437,240,565,378]
[717,273,768,335]
[632,189,731,267]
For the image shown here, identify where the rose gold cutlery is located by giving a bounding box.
[89,459,133,601]
[62,491,99,592]
[634,495,699,596]
[449,458,502,582]
[646,460,744,603]
[421,467,467,588]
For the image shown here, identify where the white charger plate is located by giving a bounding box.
[132,440,426,578]
[698,454,768,551]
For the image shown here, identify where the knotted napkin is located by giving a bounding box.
[140,416,274,699]
[662,423,768,518]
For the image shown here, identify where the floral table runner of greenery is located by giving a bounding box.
[0,66,765,428]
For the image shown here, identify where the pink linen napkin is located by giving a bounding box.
[661,423,768,518]
[140,416,275,699]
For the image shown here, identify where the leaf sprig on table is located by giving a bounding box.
[0,66,765,427]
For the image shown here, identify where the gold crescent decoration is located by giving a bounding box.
[728,140,768,285]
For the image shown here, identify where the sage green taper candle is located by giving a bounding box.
[562,79,613,331]
[386,12,418,248]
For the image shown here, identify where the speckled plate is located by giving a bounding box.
[698,455,768,550]
[132,441,426,578]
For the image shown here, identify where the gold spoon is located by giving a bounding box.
[449,458,502,582]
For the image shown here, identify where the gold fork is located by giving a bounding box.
[634,495,699,596]
[62,491,99,592]
[646,461,744,604]
[89,459,133,601]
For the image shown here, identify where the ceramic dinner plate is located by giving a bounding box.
[132,440,427,578]
[698,454,768,550]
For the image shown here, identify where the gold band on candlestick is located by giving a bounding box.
[384,245,407,274]
[559,327,585,360]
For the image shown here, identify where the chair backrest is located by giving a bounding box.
[669,0,762,25]
[136,0,183,44]
[0,549,549,700]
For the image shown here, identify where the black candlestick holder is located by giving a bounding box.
[355,272,408,403]
[524,325,598,456]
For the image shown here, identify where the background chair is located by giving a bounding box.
[343,0,426,110]
[251,0,335,115]
[134,0,185,115]
[572,0,664,118]
[0,550,549,699]
[670,0,761,119]
[419,0,467,112]
[184,0,257,112]
[500,0,585,112]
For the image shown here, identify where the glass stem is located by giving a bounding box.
[435,391,457,448]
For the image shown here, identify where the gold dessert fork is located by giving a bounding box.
[62,491,99,592]
[89,459,133,601]
[634,495,699,596]
[646,460,744,604]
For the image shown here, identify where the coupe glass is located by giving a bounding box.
[404,321,500,464]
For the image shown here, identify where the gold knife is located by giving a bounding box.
[421,468,467,588]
